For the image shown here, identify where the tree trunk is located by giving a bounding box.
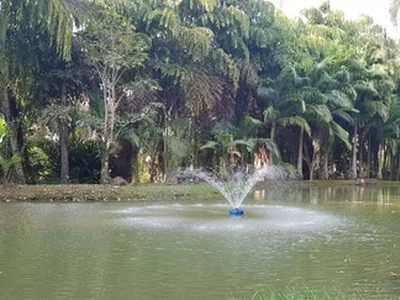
[366,133,371,178]
[377,143,384,180]
[297,128,304,179]
[358,134,364,177]
[320,154,329,180]
[390,152,396,181]
[1,89,25,184]
[163,110,168,182]
[319,130,329,180]
[60,81,69,183]
[310,138,320,181]
[190,120,198,170]
[8,126,25,184]
[100,142,111,184]
[397,152,400,181]
[310,128,323,181]
[350,124,358,180]
[270,123,276,164]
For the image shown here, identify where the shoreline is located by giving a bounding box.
[0,180,399,202]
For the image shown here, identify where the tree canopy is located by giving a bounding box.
[1,0,400,183]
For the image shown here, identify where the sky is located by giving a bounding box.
[270,0,399,38]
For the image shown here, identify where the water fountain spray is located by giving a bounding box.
[181,166,286,215]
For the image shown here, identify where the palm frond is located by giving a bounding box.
[200,141,219,150]
[307,104,333,123]
[263,106,279,124]
[366,101,389,121]
[278,116,311,137]
[331,121,351,149]
[257,87,277,103]
[167,136,190,159]
[248,138,281,158]
[239,115,263,137]
[325,90,352,109]
[331,109,355,125]
[212,122,237,136]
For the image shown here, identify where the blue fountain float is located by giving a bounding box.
[229,207,244,216]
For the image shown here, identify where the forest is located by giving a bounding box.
[1,0,400,184]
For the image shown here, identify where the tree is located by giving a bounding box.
[259,66,311,176]
[201,116,279,171]
[0,0,86,183]
[80,8,150,183]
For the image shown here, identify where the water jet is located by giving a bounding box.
[180,166,286,215]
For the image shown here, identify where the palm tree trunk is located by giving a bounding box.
[1,88,25,184]
[377,143,384,180]
[397,152,400,181]
[390,151,397,181]
[358,134,364,176]
[319,130,329,180]
[163,109,168,182]
[270,123,276,164]
[310,128,323,181]
[297,128,304,178]
[383,146,388,179]
[366,133,371,178]
[310,138,320,181]
[350,124,358,180]
[321,154,329,180]
[189,118,198,170]
[60,81,69,183]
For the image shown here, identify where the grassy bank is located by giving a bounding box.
[1,180,400,202]
[230,287,378,300]
[0,183,222,202]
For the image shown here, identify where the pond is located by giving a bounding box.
[0,183,400,299]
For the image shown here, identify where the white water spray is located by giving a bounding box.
[182,166,287,208]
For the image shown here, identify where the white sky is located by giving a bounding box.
[271,0,399,38]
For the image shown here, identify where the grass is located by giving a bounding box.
[229,286,383,300]
[1,179,400,203]
[0,182,221,202]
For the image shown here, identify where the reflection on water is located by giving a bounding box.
[0,184,400,300]
[254,184,400,207]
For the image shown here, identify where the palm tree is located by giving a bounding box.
[259,66,312,177]
[201,116,279,172]
[0,0,88,58]
[0,0,87,183]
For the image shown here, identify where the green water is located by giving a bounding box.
[1,184,400,299]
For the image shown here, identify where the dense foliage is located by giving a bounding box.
[1,0,400,183]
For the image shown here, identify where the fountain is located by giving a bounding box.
[181,165,287,215]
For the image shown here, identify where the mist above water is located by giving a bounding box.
[180,165,288,208]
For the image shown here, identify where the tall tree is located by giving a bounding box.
[80,7,150,183]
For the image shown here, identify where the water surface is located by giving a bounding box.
[1,184,400,299]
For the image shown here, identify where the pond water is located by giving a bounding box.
[1,184,400,299]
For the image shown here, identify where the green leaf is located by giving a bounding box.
[331,121,351,149]
[0,117,5,144]
[200,141,219,150]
